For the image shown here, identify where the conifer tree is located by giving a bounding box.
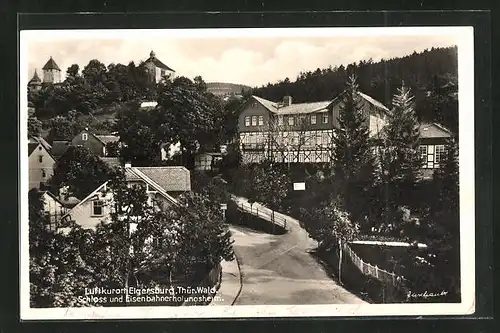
[332,75,375,226]
[378,83,422,229]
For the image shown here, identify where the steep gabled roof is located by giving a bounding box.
[125,167,179,205]
[251,91,388,116]
[28,141,56,161]
[40,190,66,207]
[134,166,191,192]
[145,52,175,72]
[95,135,120,144]
[28,70,41,84]
[330,90,390,115]
[251,95,279,112]
[274,101,332,115]
[42,57,61,71]
[30,136,52,152]
[28,143,39,156]
[418,123,452,139]
[60,182,109,221]
[374,122,452,141]
[358,92,390,113]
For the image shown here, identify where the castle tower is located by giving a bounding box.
[144,50,175,83]
[28,69,42,92]
[42,56,61,84]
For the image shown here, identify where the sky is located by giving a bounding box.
[24,29,458,87]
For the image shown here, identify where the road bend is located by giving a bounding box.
[229,196,367,305]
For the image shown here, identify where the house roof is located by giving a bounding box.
[125,167,179,205]
[132,166,191,192]
[60,182,109,221]
[31,136,52,151]
[28,140,56,161]
[29,70,41,84]
[418,123,452,139]
[50,141,70,158]
[40,190,66,207]
[358,92,390,113]
[145,51,175,72]
[95,135,120,144]
[42,57,61,71]
[374,122,452,141]
[251,91,388,116]
[28,143,39,156]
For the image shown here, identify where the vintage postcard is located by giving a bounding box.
[20,26,475,319]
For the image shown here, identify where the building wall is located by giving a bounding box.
[238,100,271,133]
[419,137,448,170]
[43,69,61,84]
[71,131,105,156]
[29,144,56,189]
[67,186,114,229]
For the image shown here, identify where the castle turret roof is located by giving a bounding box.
[42,56,61,71]
[28,70,41,85]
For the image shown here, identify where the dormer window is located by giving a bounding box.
[82,133,88,141]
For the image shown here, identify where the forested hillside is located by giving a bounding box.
[252,46,458,133]
[206,82,251,96]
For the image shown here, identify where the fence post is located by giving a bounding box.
[375,265,379,279]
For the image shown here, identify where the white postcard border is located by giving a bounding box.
[19,26,475,320]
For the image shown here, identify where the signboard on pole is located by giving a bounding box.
[220,203,228,211]
[293,182,306,191]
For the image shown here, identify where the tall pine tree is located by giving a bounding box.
[332,75,375,226]
[378,83,422,229]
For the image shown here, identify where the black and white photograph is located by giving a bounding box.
[20,27,475,319]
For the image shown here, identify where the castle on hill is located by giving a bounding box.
[28,56,62,92]
[28,51,175,92]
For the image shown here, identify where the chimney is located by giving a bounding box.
[283,96,292,106]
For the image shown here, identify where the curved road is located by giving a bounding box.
[230,196,366,305]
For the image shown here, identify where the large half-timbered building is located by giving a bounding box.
[237,93,390,164]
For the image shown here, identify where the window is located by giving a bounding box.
[435,145,446,165]
[322,114,329,124]
[258,116,264,126]
[288,116,294,126]
[38,146,42,151]
[161,69,166,76]
[41,169,46,178]
[278,116,284,126]
[82,133,88,141]
[244,116,250,126]
[251,116,257,126]
[92,200,103,216]
[38,155,43,163]
[310,115,317,125]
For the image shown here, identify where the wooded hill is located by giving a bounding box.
[251,46,458,134]
[206,82,252,96]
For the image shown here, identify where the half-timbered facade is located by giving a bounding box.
[238,93,389,164]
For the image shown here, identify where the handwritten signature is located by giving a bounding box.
[407,290,448,299]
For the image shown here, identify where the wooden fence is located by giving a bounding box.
[235,200,289,231]
[344,242,408,287]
